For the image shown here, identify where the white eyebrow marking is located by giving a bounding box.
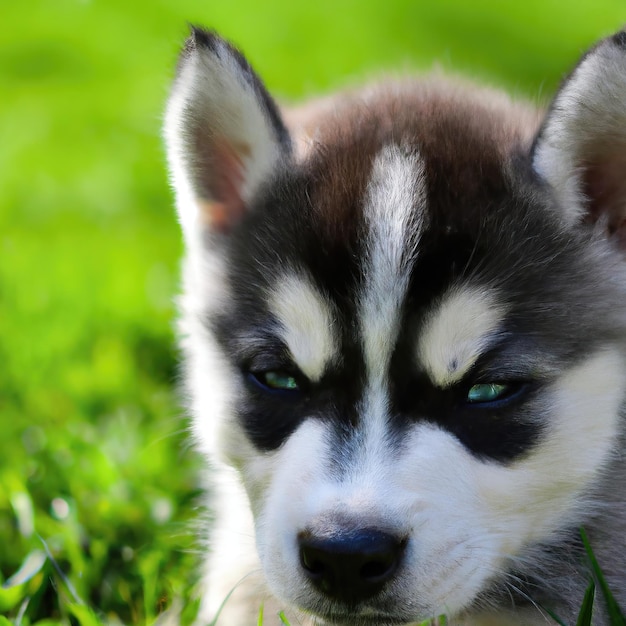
[418,285,506,388]
[269,273,339,381]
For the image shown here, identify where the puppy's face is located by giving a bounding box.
[165,30,626,623]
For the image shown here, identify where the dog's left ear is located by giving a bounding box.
[532,31,626,244]
[164,27,291,243]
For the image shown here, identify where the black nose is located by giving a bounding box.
[298,527,405,604]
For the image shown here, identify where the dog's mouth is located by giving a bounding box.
[297,597,422,626]
[308,611,415,626]
[309,611,416,626]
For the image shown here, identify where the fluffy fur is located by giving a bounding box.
[164,28,626,625]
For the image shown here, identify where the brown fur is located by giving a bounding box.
[285,79,541,247]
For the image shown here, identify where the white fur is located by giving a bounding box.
[164,63,202,248]
[269,273,339,381]
[418,286,506,387]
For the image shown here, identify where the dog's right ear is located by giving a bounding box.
[531,31,626,245]
[164,28,291,243]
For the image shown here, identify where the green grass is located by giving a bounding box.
[579,529,626,626]
[3,1,626,624]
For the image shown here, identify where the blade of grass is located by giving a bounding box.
[2,551,46,588]
[540,606,568,626]
[575,579,595,626]
[278,611,291,625]
[207,573,256,626]
[38,535,84,606]
[67,603,102,626]
[580,527,626,625]
[207,588,237,626]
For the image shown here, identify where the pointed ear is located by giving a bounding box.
[164,28,291,241]
[532,31,626,245]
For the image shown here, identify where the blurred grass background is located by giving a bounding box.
[2,1,626,624]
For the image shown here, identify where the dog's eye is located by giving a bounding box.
[249,370,300,393]
[466,383,514,404]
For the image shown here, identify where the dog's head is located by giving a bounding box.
[165,28,626,623]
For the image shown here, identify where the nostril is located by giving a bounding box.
[300,550,325,579]
[360,558,394,582]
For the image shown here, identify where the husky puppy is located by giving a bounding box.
[165,28,626,625]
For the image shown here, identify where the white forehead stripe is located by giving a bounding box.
[360,143,428,377]
[269,273,338,381]
[351,144,427,467]
[418,286,506,388]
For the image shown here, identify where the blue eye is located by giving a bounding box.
[467,383,512,404]
[250,370,300,392]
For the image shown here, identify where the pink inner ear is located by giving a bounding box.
[582,146,626,246]
[195,134,249,234]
